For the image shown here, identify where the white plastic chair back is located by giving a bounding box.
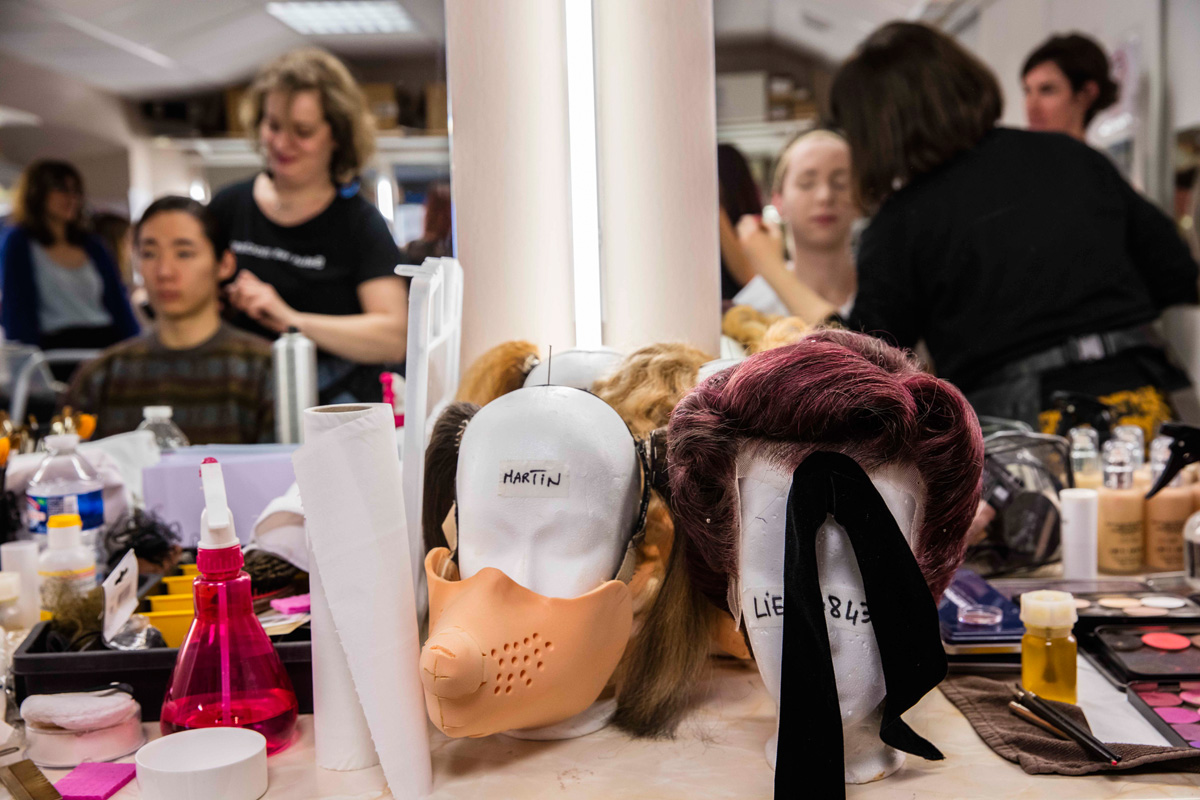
[397,257,464,616]
[4,345,101,421]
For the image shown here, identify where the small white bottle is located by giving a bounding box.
[136,406,190,451]
[37,514,97,614]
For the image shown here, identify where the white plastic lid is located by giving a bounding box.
[136,727,267,800]
[143,406,173,420]
[1020,590,1078,629]
[0,572,20,602]
[43,434,79,453]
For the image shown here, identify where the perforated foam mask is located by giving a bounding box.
[420,386,644,738]
[523,348,624,390]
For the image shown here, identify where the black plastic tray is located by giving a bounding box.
[12,622,313,722]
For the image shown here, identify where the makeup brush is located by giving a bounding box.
[0,758,62,799]
[1007,700,1067,738]
[1014,688,1121,765]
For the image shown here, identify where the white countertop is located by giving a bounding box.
[38,657,1200,800]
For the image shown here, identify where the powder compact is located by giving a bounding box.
[1085,625,1200,685]
[1128,681,1200,748]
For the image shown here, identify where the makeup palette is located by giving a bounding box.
[1127,681,1200,748]
[1086,625,1200,684]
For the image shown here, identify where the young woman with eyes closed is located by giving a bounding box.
[734,129,859,323]
[209,48,408,404]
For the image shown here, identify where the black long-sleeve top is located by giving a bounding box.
[848,127,1199,391]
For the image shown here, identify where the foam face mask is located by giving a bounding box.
[421,386,643,737]
[421,548,632,737]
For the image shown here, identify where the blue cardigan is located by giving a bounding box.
[0,225,139,346]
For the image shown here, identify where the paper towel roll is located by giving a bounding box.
[1,541,40,629]
[1060,488,1099,580]
[294,404,431,799]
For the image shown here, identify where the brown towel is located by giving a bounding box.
[939,674,1200,775]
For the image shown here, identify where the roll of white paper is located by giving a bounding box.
[1,541,41,629]
[294,404,431,799]
[1059,488,1099,580]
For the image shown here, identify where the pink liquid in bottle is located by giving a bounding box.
[160,459,298,754]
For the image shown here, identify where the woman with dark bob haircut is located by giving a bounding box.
[1022,33,1119,141]
[747,22,1200,430]
[0,160,139,354]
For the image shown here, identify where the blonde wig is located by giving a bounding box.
[455,341,541,406]
[722,305,810,354]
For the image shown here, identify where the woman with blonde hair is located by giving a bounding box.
[734,128,859,322]
[210,48,408,403]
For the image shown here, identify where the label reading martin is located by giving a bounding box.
[498,461,570,497]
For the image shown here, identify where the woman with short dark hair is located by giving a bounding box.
[0,160,139,352]
[749,22,1199,429]
[1022,34,1119,141]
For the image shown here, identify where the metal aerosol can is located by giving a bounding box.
[272,327,318,444]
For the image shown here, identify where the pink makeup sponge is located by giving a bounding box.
[55,762,136,800]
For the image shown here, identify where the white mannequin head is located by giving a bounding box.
[456,385,640,597]
[523,348,624,391]
[736,453,922,781]
[613,331,983,779]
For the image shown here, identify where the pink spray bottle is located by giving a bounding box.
[160,457,299,753]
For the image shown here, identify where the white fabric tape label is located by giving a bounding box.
[742,585,785,630]
[498,461,570,497]
[823,583,872,634]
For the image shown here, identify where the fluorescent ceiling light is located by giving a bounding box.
[267,1,416,35]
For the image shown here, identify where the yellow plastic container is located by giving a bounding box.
[143,610,194,648]
[148,594,195,613]
[179,564,200,576]
[162,575,195,595]
[1019,590,1078,704]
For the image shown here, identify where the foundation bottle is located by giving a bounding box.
[1113,424,1151,492]
[1185,511,1200,590]
[1097,440,1143,574]
[1145,436,1192,572]
[1068,427,1102,489]
[1187,464,1200,509]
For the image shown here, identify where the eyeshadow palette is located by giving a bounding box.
[1086,625,1200,684]
[1127,681,1200,748]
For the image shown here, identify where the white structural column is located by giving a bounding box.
[591,0,722,354]
[445,0,576,366]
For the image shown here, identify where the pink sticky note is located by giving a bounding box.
[270,593,311,615]
[55,762,137,800]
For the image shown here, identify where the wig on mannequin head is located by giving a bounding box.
[721,305,809,354]
[614,329,983,738]
[591,343,713,618]
[455,341,541,406]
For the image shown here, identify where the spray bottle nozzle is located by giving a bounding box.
[1145,423,1200,499]
[199,457,236,549]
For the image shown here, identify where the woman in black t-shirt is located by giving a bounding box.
[210,48,407,403]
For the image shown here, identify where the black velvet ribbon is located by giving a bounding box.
[774,452,946,799]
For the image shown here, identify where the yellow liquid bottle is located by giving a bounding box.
[1020,590,1078,704]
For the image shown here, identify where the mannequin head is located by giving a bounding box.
[616,331,982,777]
[524,347,623,390]
[420,386,646,738]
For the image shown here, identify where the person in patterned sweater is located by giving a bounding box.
[62,196,274,444]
